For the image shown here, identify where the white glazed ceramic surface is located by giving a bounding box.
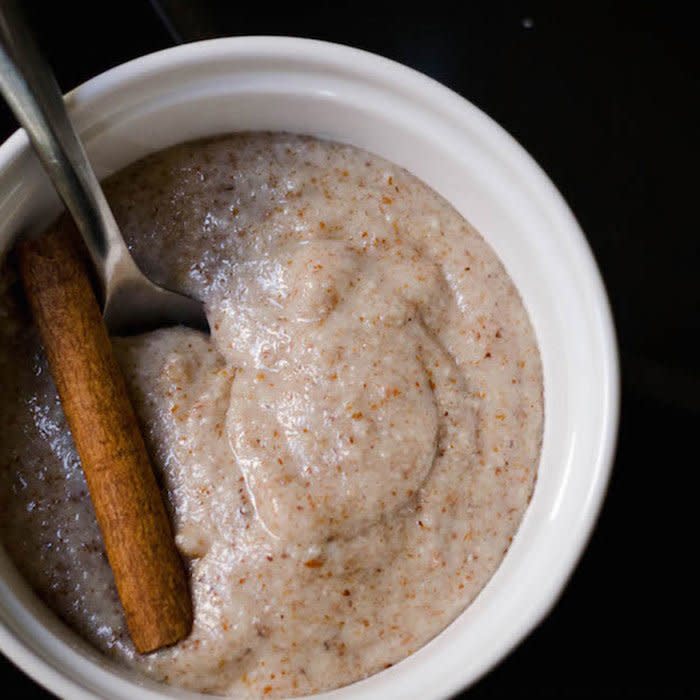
[0,37,618,700]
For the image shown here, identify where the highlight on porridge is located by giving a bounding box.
[0,133,543,697]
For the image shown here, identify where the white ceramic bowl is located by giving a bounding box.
[0,37,618,700]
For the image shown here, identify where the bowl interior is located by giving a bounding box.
[0,38,618,700]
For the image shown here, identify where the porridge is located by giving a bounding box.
[0,133,543,696]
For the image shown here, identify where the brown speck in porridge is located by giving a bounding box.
[0,133,542,697]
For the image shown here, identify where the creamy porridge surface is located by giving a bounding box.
[0,133,542,697]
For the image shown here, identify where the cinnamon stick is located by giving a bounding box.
[18,220,192,654]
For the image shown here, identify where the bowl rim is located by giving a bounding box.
[0,35,620,700]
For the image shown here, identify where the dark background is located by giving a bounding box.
[1,1,697,697]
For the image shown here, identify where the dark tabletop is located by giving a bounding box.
[1,1,697,697]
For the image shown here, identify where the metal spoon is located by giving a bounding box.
[0,0,208,335]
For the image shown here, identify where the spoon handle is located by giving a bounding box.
[0,0,131,300]
[19,220,193,653]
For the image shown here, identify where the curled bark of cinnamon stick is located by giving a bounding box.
[18,220,192,654]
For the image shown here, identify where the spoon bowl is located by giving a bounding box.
[0,0,208,335]
[103,264,208,335]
